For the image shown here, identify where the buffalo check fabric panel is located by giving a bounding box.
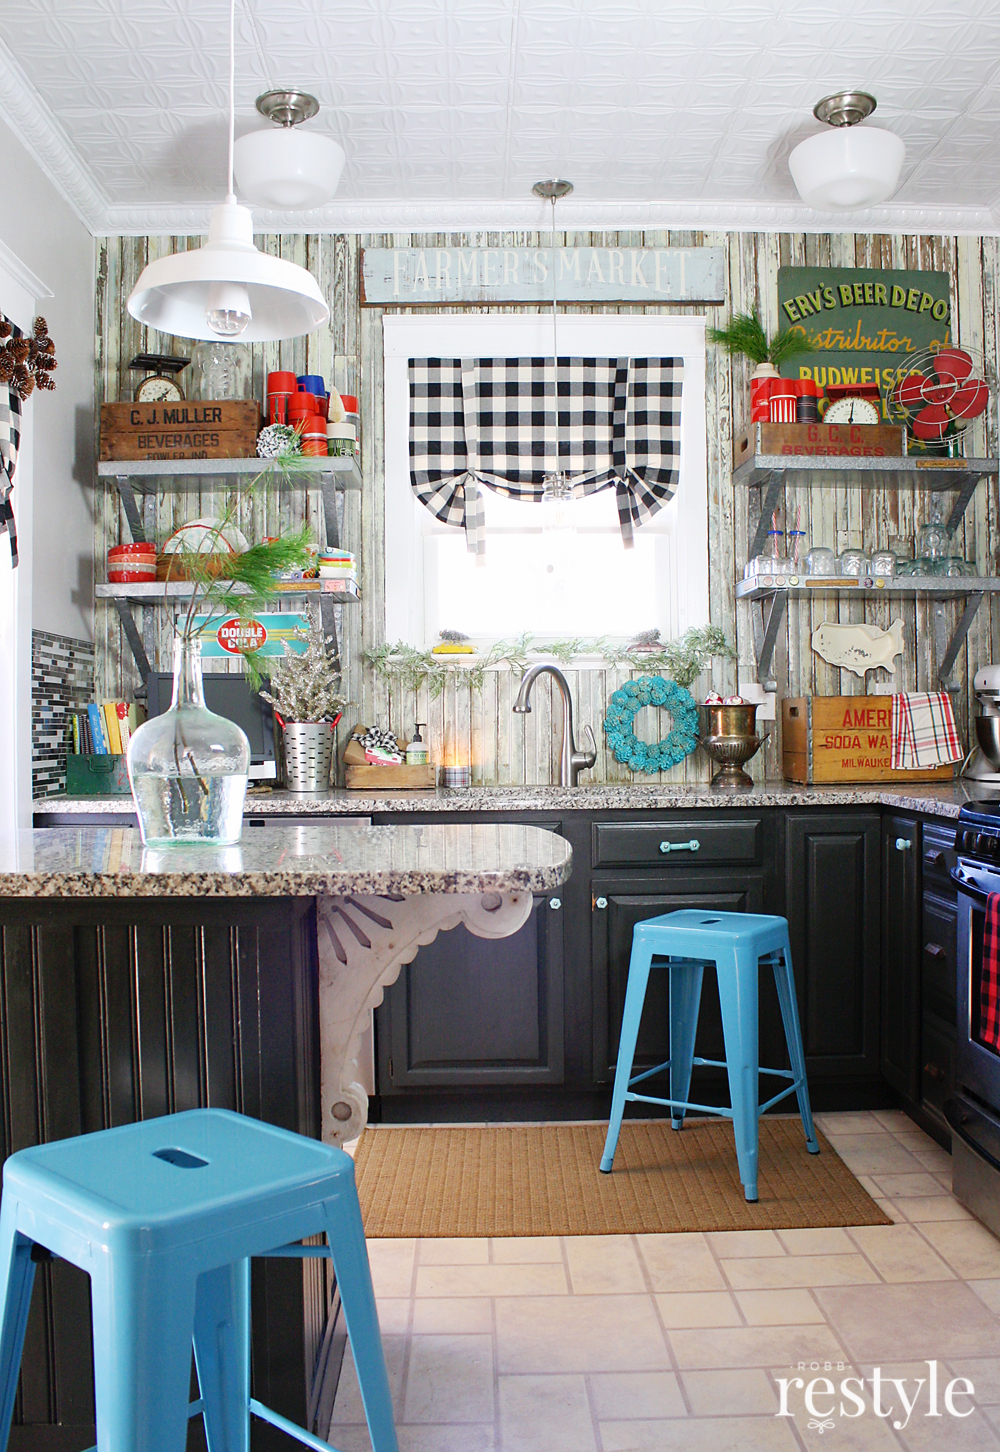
[408,356,683,553]
[0,378,20,567]
[982,893,1000,1054]
[890,691,963,769]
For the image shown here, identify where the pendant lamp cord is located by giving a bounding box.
[550,193,559,464]
[226,0,236,203]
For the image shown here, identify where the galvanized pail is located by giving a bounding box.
[282,721,335,792]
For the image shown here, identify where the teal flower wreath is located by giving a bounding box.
[603,675,700,774]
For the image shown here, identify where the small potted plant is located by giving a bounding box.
[259,618,349,792]
[708,309,813,424]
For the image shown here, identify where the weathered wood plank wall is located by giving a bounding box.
[94,230,1000,784]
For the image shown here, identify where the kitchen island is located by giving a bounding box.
[0,820,571,1450]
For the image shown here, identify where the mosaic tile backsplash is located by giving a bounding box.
[32,630,95,798]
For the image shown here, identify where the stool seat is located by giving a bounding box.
[0,1109,398,1452]
[600,909,818,1201]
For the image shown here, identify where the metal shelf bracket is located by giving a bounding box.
[751,590,788,684]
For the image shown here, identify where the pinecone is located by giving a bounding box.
[10,339,29,364]
[36,353,56,371]
[36,373,56,390]
[33,316,47,339]
[0,320,11,340]
[11,366,33,398]
[0,353,13,384]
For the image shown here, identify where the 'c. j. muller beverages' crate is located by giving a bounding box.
[782,696,955,784]
[99,401,260,461]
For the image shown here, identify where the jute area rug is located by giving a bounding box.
[354,1118,891,1238]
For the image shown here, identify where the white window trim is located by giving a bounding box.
[382,312,708,649]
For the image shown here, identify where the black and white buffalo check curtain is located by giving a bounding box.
[409,356,683,553]
[0,314,21,566]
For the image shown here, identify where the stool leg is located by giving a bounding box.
[0,1202,37,1452]
[600,939,654,1173]
[324,1182,399,1452]
[668,960,705,1131]
[90,1254,197,1452]
[718,947,760,1202]
[193,1260,251,1452]
[772,948,820,1154]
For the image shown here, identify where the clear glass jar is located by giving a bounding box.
[871,550,896,577]
[805,545,837,576]
[126,637,250,846]
[786,529,808,568]
[916,497,951,560]
[912,556,934,576]
[838,549,869,577]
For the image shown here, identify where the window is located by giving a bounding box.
[383,313,708,648]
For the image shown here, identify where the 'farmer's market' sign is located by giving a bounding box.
[777,267,951,402]
[362,246,725,306]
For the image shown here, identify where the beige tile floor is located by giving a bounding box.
[331,1112,1000,1451]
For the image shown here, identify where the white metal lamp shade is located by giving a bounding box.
[233,127,345,209]
[127,200,330,342]
[789,125,905,211]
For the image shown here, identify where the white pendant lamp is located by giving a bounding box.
[234,91,345,210]
[127,0,329,342]
[789,92,905,211]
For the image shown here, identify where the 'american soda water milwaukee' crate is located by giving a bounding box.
[782,696,955,784]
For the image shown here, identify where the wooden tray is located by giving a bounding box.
[344,764,437,790]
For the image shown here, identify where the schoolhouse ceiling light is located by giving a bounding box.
[788,92,905,212]
[127,1,329,342]
[233,90,346,210]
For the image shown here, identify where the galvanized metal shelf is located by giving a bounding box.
[97,578,359,682]
[737,574,1000,687]
[734,453,999,562]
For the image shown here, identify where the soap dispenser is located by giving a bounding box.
[406,723,429,766]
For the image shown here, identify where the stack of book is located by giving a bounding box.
[68,701,144,756]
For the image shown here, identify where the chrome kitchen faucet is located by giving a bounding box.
[513,663,597,787]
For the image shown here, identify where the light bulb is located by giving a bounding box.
[205,280,252,337]
[540,471,575,537]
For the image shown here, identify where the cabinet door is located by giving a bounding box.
[880,814,921,1100]
[786,813,881,1086]
[590,873,767,1085]
[376,894,564,1090]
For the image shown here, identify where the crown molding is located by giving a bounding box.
[0,236,52,302]
[100,196,1000,239]
[0,35,107,234]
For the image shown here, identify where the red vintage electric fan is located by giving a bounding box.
[885,345,996,455]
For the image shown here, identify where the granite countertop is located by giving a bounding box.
[0,822,572,898]
[33,780,986,822]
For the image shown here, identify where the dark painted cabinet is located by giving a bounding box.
[376,894,564,1091]
[590,873,767,1089]
[881,814,922,1102]
[919,822,959,1133]
[0,897,326,1452]
[786,813,882,1098]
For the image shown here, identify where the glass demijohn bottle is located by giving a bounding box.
[126,637,250,846]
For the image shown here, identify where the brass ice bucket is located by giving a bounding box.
[700,702,763,790]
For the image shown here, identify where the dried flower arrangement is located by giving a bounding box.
[259,617,349,724]
[0,315,57,399]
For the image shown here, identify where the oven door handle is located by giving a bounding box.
[950,868,997,906]
[945,1097,1000,1176]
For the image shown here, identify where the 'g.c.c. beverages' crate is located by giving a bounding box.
[782,696,955,784]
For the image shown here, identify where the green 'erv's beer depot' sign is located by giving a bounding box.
[777,267,952,405]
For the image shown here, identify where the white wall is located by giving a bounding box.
[0,116,94,641]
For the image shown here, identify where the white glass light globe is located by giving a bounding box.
[234,128,346,210]
[789,126,905,211]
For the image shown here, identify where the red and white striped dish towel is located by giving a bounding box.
[891,691,963,769]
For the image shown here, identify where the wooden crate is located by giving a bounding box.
[344,764,437,790]
[736,422,905,466]
[100,401,260,462]
[782,696,955,784]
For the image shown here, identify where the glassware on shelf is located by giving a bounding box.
[912,556,934,576]
[786,529,808,569]
[189,341,252,400]
[942,556,967,577]
[871,550,897,577]
[126,637,250,847]
[837,549,870,577]
[805,545,837,576]
[916,497,951,561]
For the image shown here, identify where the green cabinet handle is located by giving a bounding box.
[660,839,700,854]
[895,837,912,851]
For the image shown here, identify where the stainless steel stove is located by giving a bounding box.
[949,800,1000,1236]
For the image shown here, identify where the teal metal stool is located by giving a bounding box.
[600,910,819,1201]
[0,1108,398,1452]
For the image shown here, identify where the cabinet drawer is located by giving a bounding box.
[922,823,957,895]
[592,818,761,868]
[922,892,958,1025]
[921,1017,955,1122]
